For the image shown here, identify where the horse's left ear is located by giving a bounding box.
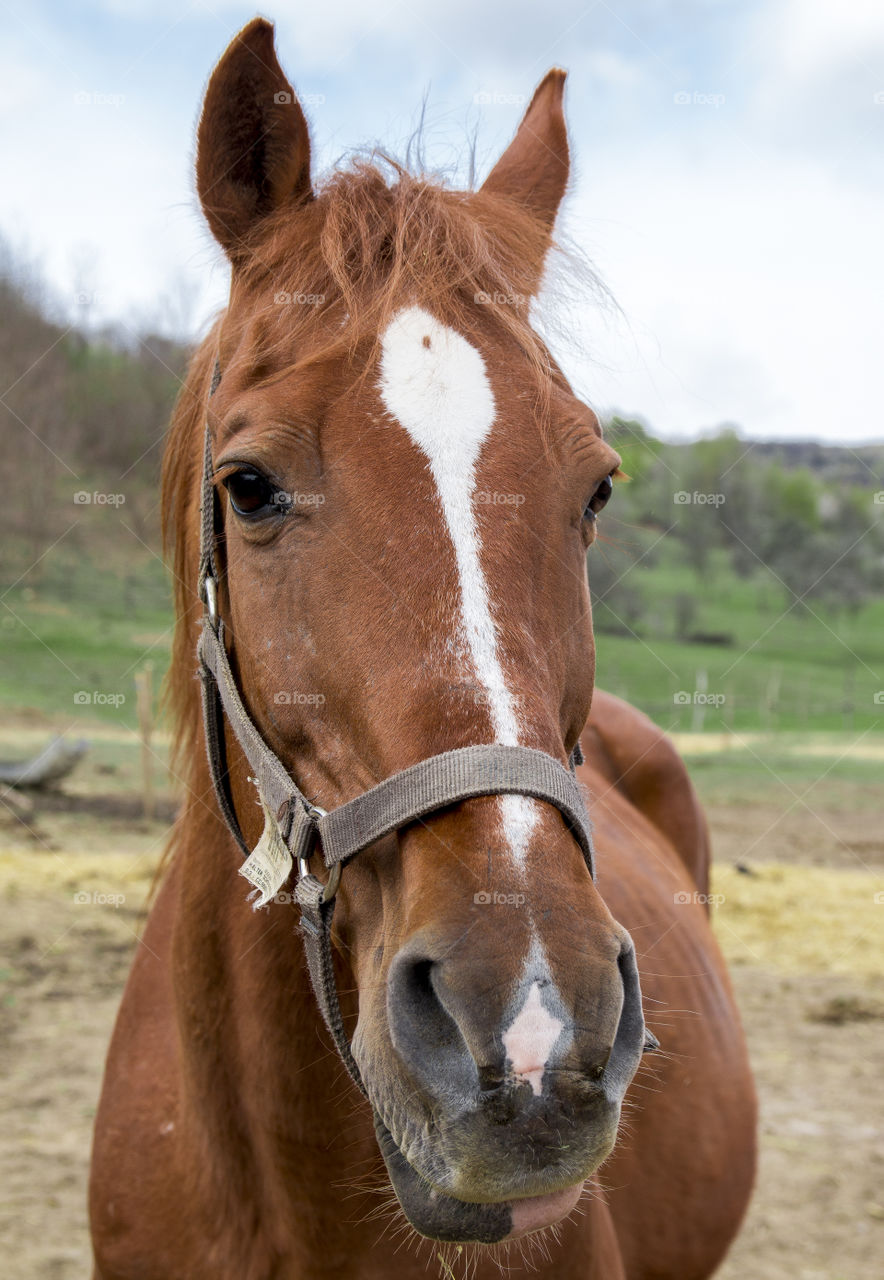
[196,18,312,261]
[481,69,569,232]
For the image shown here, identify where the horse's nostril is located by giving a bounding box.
[407,958,435,1006]
[387,953,467,1072]
[597,935,647,1094]
[390,956,448,1036]
[387,948,509,1099]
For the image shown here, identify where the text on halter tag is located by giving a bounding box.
[238,788,293,909]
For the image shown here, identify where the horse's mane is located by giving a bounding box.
[161,156,589,820]
[161,329,217,799]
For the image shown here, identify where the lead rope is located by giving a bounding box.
[196,359,598,1095]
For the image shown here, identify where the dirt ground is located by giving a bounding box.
[0,728,882,1279]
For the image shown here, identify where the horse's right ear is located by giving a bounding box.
[196,18,312,261]
[481,70,569,235]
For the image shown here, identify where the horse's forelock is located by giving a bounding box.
[231,157,569,392]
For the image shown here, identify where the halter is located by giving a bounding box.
[196,361,595,1095]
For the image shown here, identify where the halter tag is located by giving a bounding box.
[238,789,293,909]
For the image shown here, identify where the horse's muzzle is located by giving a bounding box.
[371,929,646,1241]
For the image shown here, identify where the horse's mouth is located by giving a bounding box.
[372,1110,585,1243]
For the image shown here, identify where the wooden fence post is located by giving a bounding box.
[134,662,154,822]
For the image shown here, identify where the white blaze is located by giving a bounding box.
[502,981,564,1096]
[378,306,538,864]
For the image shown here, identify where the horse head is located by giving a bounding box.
[188,18,645,1244]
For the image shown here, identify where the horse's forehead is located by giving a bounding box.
[377,306,497,469]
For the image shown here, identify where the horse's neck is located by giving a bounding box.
[170,807,378,1250]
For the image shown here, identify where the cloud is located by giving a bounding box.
[555,136,884,441]
[0,0,881,442]
[746,0,884,162]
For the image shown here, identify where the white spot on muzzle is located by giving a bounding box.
[502,981,564,1096]
[378,306,539,866]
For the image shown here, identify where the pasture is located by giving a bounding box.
[1,583,881,1276]
[4,533,884,735]
[593,549,884,735]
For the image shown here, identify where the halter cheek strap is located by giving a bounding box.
[196,364,594,1095]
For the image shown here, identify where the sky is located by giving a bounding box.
[1,0,882,442]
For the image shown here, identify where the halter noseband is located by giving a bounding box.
[196,360,594,1095]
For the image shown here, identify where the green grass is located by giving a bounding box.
[592,548,884,732]
[0,549,173,727]
[676,737,884,806]
[2,538,883,738]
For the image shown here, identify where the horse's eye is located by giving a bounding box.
[584,473,614,522]
[224,469,276,517]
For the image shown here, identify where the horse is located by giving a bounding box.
[89,19,755,1279]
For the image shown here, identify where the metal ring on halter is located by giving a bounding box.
[298,804,341,903]
[204,575,218,625]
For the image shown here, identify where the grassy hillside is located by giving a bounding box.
[592,548,884,732]
[3,538,882,735]
[1,549,172,728]
[1,255,881,739]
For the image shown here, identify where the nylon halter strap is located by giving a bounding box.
[196,360,594,1096]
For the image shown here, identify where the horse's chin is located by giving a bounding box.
[372,1111,584,1244]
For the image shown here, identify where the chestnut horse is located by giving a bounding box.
[90,19,755,1279]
